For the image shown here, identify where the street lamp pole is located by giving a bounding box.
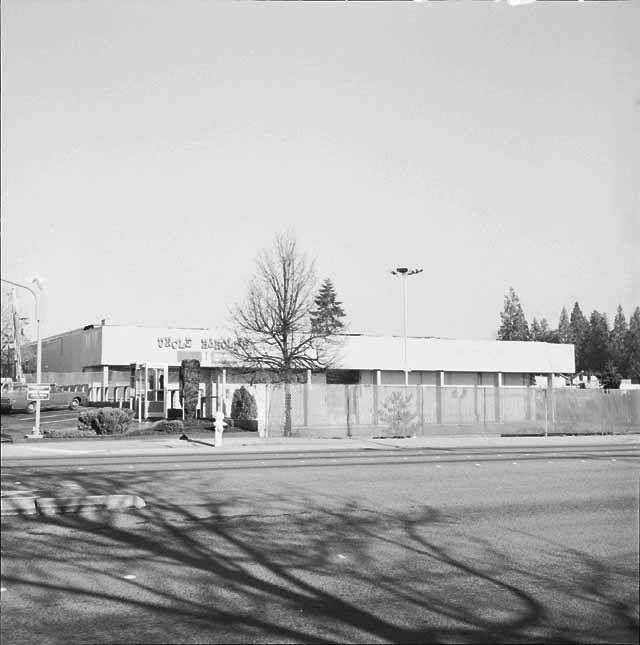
[391,267,423,386]
[1,277,44,438]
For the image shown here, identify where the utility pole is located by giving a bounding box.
[1,277,44,438]
[11,289,24,382]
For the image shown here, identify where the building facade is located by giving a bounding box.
[23,322,575,421]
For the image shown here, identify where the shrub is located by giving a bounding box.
[44,427,97,439]
[377,391,418,436]
[78,407,135,435]
[231,386,258,420]
[180,359,201,421]
[151,420,184,434]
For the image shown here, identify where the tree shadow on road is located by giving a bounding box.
[1,471,638,644]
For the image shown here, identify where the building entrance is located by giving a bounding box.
[132,363,168,419]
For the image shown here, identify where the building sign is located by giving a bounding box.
[156,336,245,352]
[157,336,193,350]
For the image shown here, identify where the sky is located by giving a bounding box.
[1,0,639,341]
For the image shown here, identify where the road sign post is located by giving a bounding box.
[27,384,50,401]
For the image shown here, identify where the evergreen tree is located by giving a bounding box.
[609,305,628,377]
[530,317,541,341]
[569,302,589,372]
[497,287,530,341]
[627,307,640,382]
[585,310,609,375]
[310,278,346,336]
[537,317,556,343]
[557,307,570,344]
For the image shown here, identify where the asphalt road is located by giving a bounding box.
[1,446,638,644]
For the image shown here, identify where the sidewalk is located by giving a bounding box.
[2,432,638,460]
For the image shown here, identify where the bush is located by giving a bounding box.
[78,407,135,435]
[231,386,258,420]
[151,420,184,434]
[44,427,97,439]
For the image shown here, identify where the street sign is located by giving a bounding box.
[27,384,50,400]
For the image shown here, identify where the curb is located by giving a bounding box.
[1,494,145,517]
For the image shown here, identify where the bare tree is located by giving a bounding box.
[229,234,343,435]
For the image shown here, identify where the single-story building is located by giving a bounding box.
[23,322,575,421]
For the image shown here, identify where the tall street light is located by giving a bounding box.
[1,276,44,438]
[391,267,423,385]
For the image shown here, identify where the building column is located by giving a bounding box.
[495,372,502,424]
[304,369,311,427]
[547,373,555,433]
[474,372,480,424]
[102,365,109,402]
[205,374,215,419]
[221,368,227,416]
[373,370,381,425]
[436,371,444,425]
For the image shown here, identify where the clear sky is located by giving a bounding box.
[1,0,638,340]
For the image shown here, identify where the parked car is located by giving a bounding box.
[0,382,87,413]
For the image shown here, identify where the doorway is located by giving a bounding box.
[142,363,168,419]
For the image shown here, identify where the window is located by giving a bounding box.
[326,370,360,385]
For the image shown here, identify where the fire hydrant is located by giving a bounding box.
[214,409,225,447]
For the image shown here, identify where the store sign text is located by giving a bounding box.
[156,336,241,351]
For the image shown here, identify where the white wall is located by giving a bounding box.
[340,336,574,374]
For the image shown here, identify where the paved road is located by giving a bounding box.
[1,445,638,644]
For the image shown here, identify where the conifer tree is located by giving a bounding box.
[609,305,628,377]
[585,310,609,375]
[569,302,589,372]
[557,307,570,344]
[538,317,554,342]
[627,307,640,382]
[497,287,530,340]
[530,317,541,341]
[310,279,346,336]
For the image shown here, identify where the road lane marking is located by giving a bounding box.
[123,575,136,580]
[436,465,441,468]
[474,463,480,466]
[512,462,518,465]
[611,458,617,462]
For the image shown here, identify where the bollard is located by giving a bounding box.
[214,409,224,447]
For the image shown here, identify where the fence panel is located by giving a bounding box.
[262,383,639,437]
